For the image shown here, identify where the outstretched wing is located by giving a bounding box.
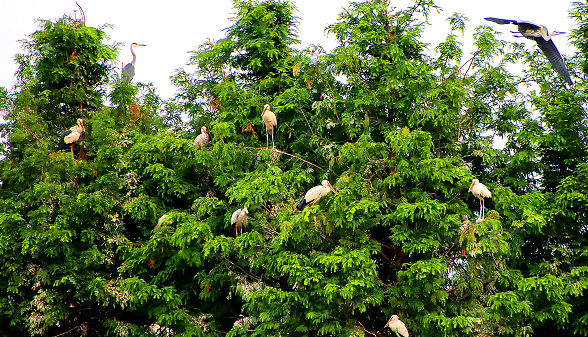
[534,38,573,86]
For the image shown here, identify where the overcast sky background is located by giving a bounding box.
[0,0,577,101]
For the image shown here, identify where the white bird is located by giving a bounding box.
[484,18,572,86]
[261,104,277,149]
[231,207,249,236]
[468,179,495,220]
[296,180,337,211]
[57,118,85,155]
[154,214,173,230]
[121,43,147,82]
[193,126,210,148]
[385,315,409,337]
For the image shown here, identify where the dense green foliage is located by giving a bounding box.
[1,1,588,336]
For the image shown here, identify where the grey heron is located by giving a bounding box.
[57,118,85,155]
[122,43,147,82]
[296,180,337,211]
[385,315,409,337]
[261,104,277,149]
[468,179,495,220]
[231,207,249,236]
[484,17,572,86]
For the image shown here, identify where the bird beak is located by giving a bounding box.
[138,44,147,46]
[328,183,337,194]
[468,181,475,192]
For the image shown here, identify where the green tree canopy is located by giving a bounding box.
[1,1,588,336]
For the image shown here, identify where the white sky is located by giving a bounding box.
[0,0,577,101]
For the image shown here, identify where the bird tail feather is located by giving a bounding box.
[296,198,307,211]
[484,197,495,210]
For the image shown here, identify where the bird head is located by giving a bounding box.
[243,206,248,214]
[262,104,271,115]
[468,179,479,192]
[201,126,208,134]
[552,31,566,36]
[77,118,85,131]
[385,314,399,327]
[131,43,147,48]
[321,180,337,194]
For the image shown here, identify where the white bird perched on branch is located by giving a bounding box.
[193,126,210,148]
[296,180,337,211]
[231,207,249,236]
[468,179,495,220]
[57,118,85,156]
[261,104,277,149]
[385,315,409,337]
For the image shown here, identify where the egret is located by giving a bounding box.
[193,126,210,148]
[231,207,249,236]
[296,180,337,211]
[385,315,409,337]
[484,17,572,86]
[468,179,495,220]
[57,118,85,156]
[121,43,147,82]
[261,104,277,149]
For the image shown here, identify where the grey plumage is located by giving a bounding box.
[484,17,572,86]
[122,43,146,82]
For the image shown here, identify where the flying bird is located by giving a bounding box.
[385,315,409,337]
[261,104,277,149]
[231,207,249,236]
[296,180,337,211]
[193,126,210,148]
[484,17,572,86]
[57,118,85,155]
[121,43,147,82]
[468,179,495,220]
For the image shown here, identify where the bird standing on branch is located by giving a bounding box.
[121,43,147,82]
[231,207,249,236]
[57,118,85,156]
[468,179,495,220]
[261,104,277,149]
[193,126,209,148]
[385,315,409,337]
[484,17,573,86]
[297,180,337,211]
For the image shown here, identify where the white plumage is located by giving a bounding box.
[385,315,409,337]
[193,126,209,148]
[261,104,277,149]
[296,180,336,211]
[57,118,85,153]
[468,179,495,220]
[231,207,249,236]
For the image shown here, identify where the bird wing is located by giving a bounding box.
[231,209,241,225]
[194,134,209,146]
[63,130,81,145]
[484,17,540,29]
[122,63,135,82]
[534,38,573,86]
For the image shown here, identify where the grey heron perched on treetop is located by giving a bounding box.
[57,118,85,156]
[261,104,277,149]
[193,126,209,148]
[385,315,409,337]
[121,43,147,82]
[296,180,337,211]
[231,207,249,236]
[484,17,573,86]
[468,179,495,220]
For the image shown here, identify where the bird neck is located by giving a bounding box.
[130,45,137,66]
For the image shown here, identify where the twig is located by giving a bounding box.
[20,120,44,145]
[300,108,316,136]
[236,146,323,170]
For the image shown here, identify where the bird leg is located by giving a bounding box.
[266,131,269,149]
[271,129,275,149]
[482,199,485,220]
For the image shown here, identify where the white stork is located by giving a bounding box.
[57,118,85,155]
[193,126,209,148]
[385,315,409,337]
[231,207,249,236]
[296,180,337,211]
[468,179,495,220]
[261,104,277,149]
